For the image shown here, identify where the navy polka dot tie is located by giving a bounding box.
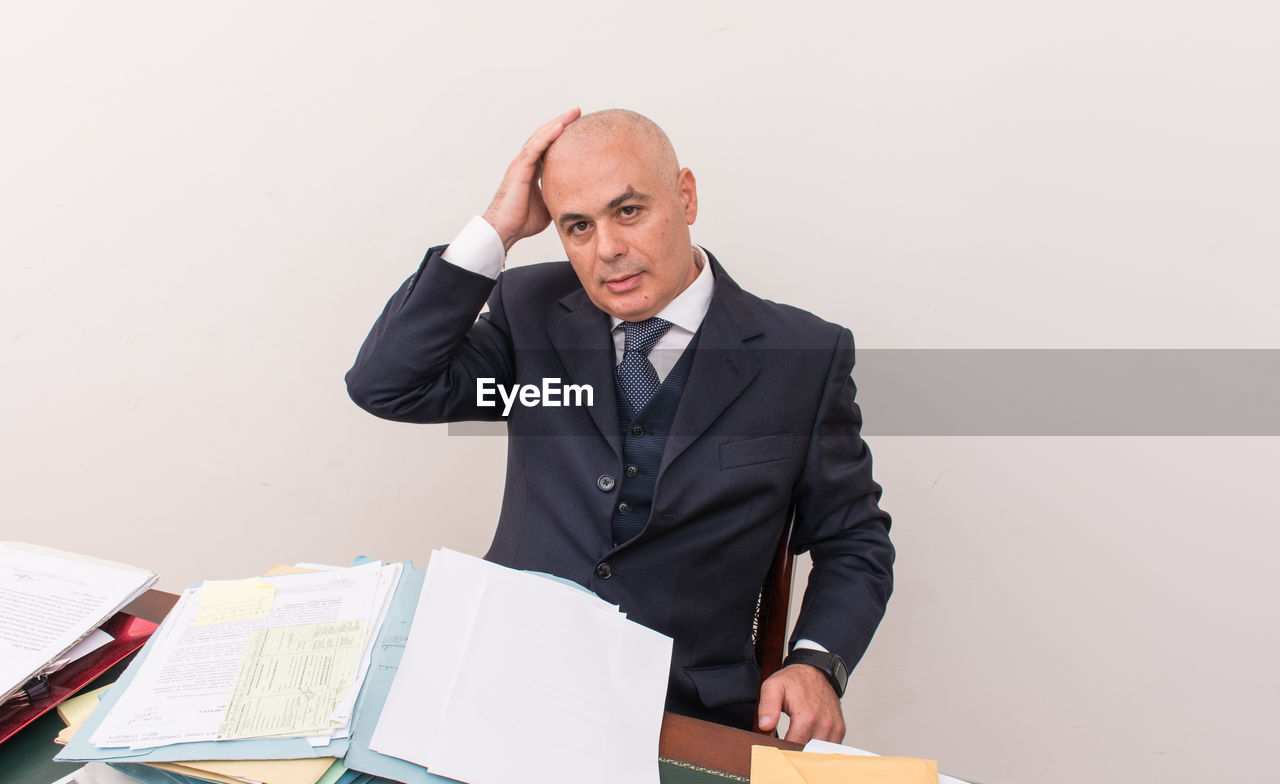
[615,317,673,416]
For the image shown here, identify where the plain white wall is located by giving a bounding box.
[2,2,1276,782]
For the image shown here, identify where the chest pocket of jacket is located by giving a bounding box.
[719,434,799,469]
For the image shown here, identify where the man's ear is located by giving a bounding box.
[677,168,698,225]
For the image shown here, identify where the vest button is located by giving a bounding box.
[596,474,615,492]
[625,465,639,478]
[595,563,613,579]
[617,502,630,514]
[631,425,645,437]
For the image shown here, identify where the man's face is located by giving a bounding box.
[541,132,699,322]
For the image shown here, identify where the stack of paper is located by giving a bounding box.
[368,549,674,784]
[57,560,402,768]
[55,551,673,784]
[1,542,157,705]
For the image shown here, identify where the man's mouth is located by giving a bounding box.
[604,272,642,293]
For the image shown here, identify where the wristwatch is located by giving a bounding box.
[784,649,849,698]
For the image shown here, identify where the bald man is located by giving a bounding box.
[347,109,894,743]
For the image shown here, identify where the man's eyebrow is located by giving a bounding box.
[607,189,650,210]
[557,211,590,227]
[557,189,652,227]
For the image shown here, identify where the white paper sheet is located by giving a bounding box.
[0,542,156,702]
[370,549,671,784]
[369,548,490,762]
[42,628,114,675]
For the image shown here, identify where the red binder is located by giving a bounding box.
[0,609,159,745]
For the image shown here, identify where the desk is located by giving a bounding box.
[0,589,798,783]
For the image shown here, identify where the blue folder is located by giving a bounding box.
[339,564,456,784]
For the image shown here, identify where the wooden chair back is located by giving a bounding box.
[753,508,797,708]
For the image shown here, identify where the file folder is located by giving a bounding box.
[0,609,159,746]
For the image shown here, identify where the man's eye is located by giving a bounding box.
[619,206,639,217]
[570,221,590,234]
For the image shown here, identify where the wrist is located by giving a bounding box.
[481,209,521,253]
[784,649,848,698]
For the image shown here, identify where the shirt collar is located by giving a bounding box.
[609,245,715,333]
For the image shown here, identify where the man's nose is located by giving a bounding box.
[596,222,627,260]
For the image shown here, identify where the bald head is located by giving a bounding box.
[543,109,681,187]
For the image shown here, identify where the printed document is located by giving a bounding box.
[218,619,365,739]
[1,542,156,703]
[89,561,398,749]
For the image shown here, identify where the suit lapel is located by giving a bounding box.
[660,254,763,475]
[547,288,622,458]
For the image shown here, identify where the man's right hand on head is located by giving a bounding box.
[481,108,581,253]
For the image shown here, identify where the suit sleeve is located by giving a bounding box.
[787,326,895,671]
[345,245,516,423]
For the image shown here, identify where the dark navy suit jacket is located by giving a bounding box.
[346,247,894,728]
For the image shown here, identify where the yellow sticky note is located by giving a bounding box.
[57,684,112,726]
[265,564,321,576]
[57,684,113,744]
[193,577,276,626]
[751,746,938,784]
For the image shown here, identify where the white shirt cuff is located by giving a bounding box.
[792,639,828,653]
[441,215,505,279]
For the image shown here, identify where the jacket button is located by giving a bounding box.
[631,425,645,437]
[617,502,630,514]
[595,563,612,579]
[625,465,639,478]
[596,474,615,491]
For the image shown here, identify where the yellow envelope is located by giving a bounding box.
[751,746,938,784]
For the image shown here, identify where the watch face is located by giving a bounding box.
[832,657,848,694]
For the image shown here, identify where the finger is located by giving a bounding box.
[818,716,847,744]
[801,707,844,744]
[757,679,783,732]
[516,107,582,165]
[782,710,816,744]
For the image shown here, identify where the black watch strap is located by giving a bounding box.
[784,649,849,698]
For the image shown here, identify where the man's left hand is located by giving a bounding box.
[756,663,847,744]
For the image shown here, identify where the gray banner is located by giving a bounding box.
[855,349,1279,436]
[444,350,1280,436]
